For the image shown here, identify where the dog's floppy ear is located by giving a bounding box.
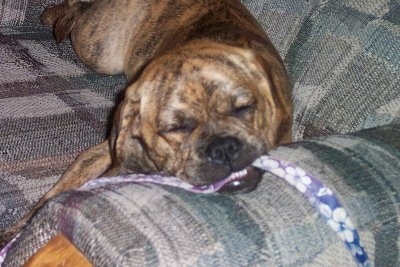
[40,0,91,43]
[255,51,293,146]
[108,96,141,173]
[56,87,143,183]
[107,86,158,175]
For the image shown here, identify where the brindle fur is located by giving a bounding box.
[1,0,292,247]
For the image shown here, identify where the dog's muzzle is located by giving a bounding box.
[205,135,262,193]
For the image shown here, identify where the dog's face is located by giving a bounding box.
[108,41,292,191]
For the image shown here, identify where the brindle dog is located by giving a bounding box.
[0,0,292,247]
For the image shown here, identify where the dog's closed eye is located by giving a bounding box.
[161,119,197,135]
[228,91,256,119]
[165,124,194,134]
[231,103,255,118]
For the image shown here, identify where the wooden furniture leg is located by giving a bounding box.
[23,234,92,267]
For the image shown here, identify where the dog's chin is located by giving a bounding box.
[218,166,263,194]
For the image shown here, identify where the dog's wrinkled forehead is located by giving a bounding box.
[159,71,256,130]
[137,50,262,120]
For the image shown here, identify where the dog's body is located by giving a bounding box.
[1,0,292,247]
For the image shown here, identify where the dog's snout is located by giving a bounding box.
[206,136,242,166]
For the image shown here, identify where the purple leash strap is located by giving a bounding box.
[252,155,370,267]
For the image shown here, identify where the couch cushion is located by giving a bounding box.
[243,0,400,139]
[0,27,126,230]
[0,0,28,27]
[4,124,400,266]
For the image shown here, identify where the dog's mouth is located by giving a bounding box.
[212,166,263,194]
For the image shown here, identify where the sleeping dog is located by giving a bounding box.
[1,0,292,247]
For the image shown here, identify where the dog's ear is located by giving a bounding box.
[108,96,141,172]
[40,0,91,43]
[107,86,158,175]
[255,51,293,146]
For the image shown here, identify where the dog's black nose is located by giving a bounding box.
[206,136,242,166]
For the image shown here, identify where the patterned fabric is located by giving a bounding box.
[0,19,126,230]
[0,0,399,266]
[1,155,371,266]
[242,0,400,139]
[254,156,370,266]
[0,0,28,27]
[3,124,400,266]
[1,155,372,265]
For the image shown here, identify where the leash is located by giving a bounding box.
[0,155,370,266]
[252,156,370,267]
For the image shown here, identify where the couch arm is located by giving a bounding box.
[4,124,400,266]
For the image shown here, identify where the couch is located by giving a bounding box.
[1,0,399,266]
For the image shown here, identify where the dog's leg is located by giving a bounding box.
[0,141,112,248]
[40,0,92,44]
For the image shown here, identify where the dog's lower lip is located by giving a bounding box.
[218,166,263,193]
